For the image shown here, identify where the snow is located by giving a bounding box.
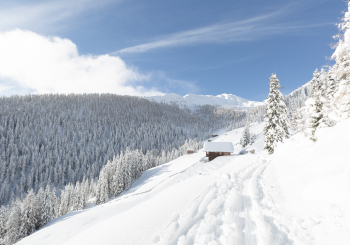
[305,97,315,106]
[268,119,350,244]
[203,142,234,152]
[16,120,350,245]
[146,93,264,110]
[239,149,247,154]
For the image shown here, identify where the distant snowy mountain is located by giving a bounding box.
[146,93,264,109]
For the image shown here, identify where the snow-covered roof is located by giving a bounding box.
[204,142,234,153]
[187,148,195,151]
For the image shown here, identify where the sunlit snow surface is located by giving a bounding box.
[16,120,350,245]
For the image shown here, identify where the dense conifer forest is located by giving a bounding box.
[0,93,260,244]
[0,94,245,207]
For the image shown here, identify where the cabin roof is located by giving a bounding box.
[187,148,195,151]
[204,142,234,153]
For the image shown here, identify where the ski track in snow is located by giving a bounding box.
[154,155,296,245]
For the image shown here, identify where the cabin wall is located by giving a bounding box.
[206,152,231,161]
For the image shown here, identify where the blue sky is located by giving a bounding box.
[0,0,346,101]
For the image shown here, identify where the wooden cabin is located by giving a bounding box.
[211,134,218,138]
[187,148,195,154]
[204,142,234,161]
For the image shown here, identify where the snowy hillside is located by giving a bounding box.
[15,119,350,245]
[146,93,264,109]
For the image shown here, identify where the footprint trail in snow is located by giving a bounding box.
[154,156,293,245]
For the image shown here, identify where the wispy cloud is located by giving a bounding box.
[115,5,333,54]
[0,0,118,32]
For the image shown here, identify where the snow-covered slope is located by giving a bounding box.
[146,93,264,109]
[16,119,350,245]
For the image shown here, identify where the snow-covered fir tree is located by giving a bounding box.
[240,124,250,147]
[306,69,325,141]
[264,73,290,154]
[250,133,257,145]
[96,165,109,205]
[19,190,36,239]
[4,201,22,245]
[58,185,71,217]
[290,108,304,132]
[0,205,8,245]
[328,2,350,120]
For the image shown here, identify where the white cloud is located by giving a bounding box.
[0,29,164,96]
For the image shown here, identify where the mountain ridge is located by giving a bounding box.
[146,93,264,109]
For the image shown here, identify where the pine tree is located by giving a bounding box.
[326,73,337,100]
[19,189,37,238]
[308,100,323,142]
[51,188,60,219]
[4,201,22,245]
[307,69,325,141]
[115,159,125,197]
[263,73,290,154]
[240,124,250,147]
[0,205,8,245]
[290,108,303,132]
[332,1,350,82]
[78,179,86,210]
[111,157,121,197]
[95,167,109,205]
[143,152,150,171]
[124,150,132,190]
[34,186,45,229]
[250,133,257,144]
[330,1,350,119]
[136,150,144,179]
[71,182,80,211]
[58,185,72,216]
